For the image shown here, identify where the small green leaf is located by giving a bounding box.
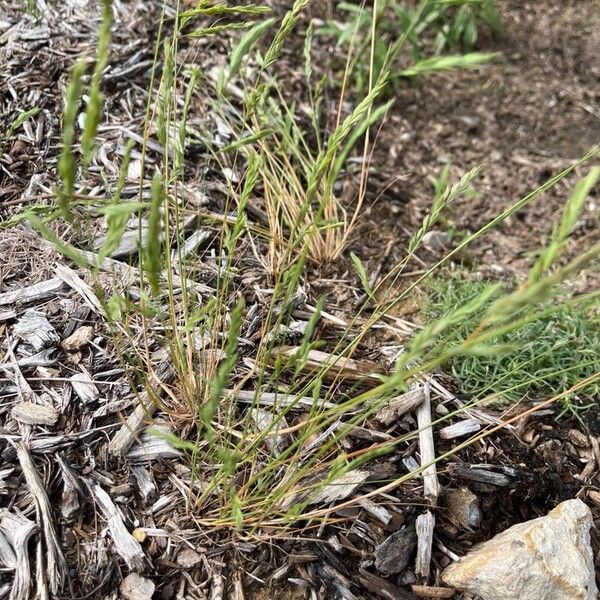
[350,252,374,299]
[225,17,275,86]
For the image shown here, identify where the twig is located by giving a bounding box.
[416,381,439,504]
[415,511,435,578]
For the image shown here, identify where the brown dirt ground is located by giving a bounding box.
[351,0,600,285]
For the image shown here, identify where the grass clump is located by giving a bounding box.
[424,275,600,406]
[322,0,501,93]
[13,0,600,535]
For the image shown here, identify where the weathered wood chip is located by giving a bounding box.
[358,497,392,525]
[0,527,17,569]
[439,418,481,440]
[13,310,59,351]
[309,470,370,506]
[127,429,182,462]
[9,348,57,370]
[109,362,174,457]
[131,465,156,504]
[416,382,439,504]
[278,347,385,383]
[415,511,435,578]
[11,402,58,425]
[120,573,155,600]
[251,408,290,455]
[278,469,371,510]
[16,444,67,594]
[0,277,65,307]
[231,389,336,410]
[0,511,36,600]
[56,455,81,520]
[447,463,514,487]
[374,525,417,575]
[411,585,455,598]
[374,387,425,425]
[176,548,203,568]
[587,490,600,508]
[69,369,99,403]
[55,264,105,315]
[60,325,93,351]
[93,228,149,258]
[358,567,418,600]
[89,482,146,571]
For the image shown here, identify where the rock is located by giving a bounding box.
[120,573,155,600]
[442,499,597,600]
[444,487,481,530]
[422,230,450,252]
[61,325,93,351]
[176,548,203,568]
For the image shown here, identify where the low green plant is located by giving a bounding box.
[404,0,504,54]
[322,0,502,93]
[424,275,600,409]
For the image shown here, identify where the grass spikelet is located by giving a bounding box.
[306,74,389,207]
[262,0,311,70]
[57,60,86,221]
[81,0,112,168]
[145,173,165,296]
[408,165,481,254]
[398,52,499,77]
[180,3,270,20]
[225,17,275,88]
[26,215,88,268]
[529,166,600,283]
[3,107,40,145]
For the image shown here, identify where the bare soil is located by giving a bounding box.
[352,0,600,282]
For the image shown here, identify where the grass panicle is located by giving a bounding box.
[81,0,112,168]
[57,60,87,221]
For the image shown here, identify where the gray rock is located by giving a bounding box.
[442,499,597,600]
[120,573,155,600]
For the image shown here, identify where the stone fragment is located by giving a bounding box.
[444,487,481,529]
[442,499,597,600]
[120,573,155,600]
[61,325,93,351]
[176,548,203,568]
